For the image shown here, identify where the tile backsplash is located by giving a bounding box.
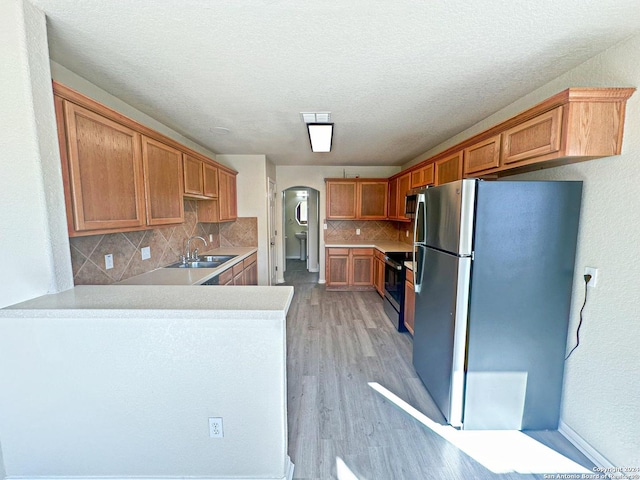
[70,200,257,285]
[324,220,412,244]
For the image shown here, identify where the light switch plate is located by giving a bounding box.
[141,246,151,260]
[356,228,361,235]
[105,254,114,270]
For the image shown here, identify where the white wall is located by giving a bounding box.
[275,166,400,283]
[284,190,305,259]
[216,155,270,285]
[0,0,73,310]
[0,305,290,479]
[403,35,640,466]
[307,189,320,272]
[50,62,217,160]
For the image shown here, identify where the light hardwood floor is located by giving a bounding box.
[283,260,595,480]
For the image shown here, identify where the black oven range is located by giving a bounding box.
[382,251,412,332]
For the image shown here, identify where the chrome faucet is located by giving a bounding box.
[185,236,208,261]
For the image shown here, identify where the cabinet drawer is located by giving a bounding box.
[243,252,257,269]
[464,135,501,174]
[351,248,374,256]
[327,248,349,256]
[501,106,563,165]
[374,249,385,260]
[218,268,233,285]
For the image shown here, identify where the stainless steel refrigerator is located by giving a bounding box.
[412,179,582,430]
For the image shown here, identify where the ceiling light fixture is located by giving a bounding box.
[301,112,333,153]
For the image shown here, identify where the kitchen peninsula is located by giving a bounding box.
[0,285,294,479]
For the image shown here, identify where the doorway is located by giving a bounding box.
[282,187,320,276]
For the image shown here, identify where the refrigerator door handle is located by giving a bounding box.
[413,193,426,292]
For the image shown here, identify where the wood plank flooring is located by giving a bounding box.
[282,260,595,480]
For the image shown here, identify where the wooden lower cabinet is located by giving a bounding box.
[373,250,385,296]
[404,267,415,335]
[326,248,374,289]
[243,253,258,285]
[215,253,258,286]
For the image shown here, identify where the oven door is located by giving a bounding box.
[384,256,403,311]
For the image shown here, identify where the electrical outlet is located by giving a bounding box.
[356,228,361,235]
[209,417,224,438]
[209,233,214,242]
[584,266,598,288]
[141,246,151,260]
[104,254,114,270]
[406,230,409,237]
[323,223,327,230]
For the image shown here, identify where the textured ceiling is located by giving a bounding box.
[31,0,640,166]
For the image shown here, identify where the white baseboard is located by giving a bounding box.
[285,456,295,480]
[7,462,295,480]
[308,266,319,273]
[559,420,614,470]
[317,279,326,284]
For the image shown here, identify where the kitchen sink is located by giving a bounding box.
[165,254,237,269]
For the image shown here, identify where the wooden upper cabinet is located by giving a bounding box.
[387,177,399,219]
[410,163,435,188]
[183,154,219,199]
[397,172,412,220]
[501,107,562,165]
[387,172,412,221]
[326,180,357,219]
[62,101,146,232]
[218,169,238,222]
[141,136,184,226]
[183,154,204,196]
[464,135,501,175]
[435,151,463,185]
[203,163,219,198]
[357,181,388,219]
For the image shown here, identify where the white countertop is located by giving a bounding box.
[1,284,294,319]
[325,240,413,253]
[117,246,257,285]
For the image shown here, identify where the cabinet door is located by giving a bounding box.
[374,257,385,296]
[501,107,562,165]
[183,154,204,196]
[404,279,415,335]
[464,135,501,175]
[326,181,357,219]
[203,163,219,198]
[388,178,399,219]
[410,163,435,188]
[357,181,388,219]
[435,151,463,185]
[326,248,350,286]
[63,101,146,231]
[351,248,374,286]
[142,136,185,226]
[397,172,411,219]
[244,261,258,285]
[232,262,244,285]
[219,170,238,221]
[243,253,258,285]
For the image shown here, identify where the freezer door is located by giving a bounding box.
[413,246,471,427]
[424,179,476,255]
